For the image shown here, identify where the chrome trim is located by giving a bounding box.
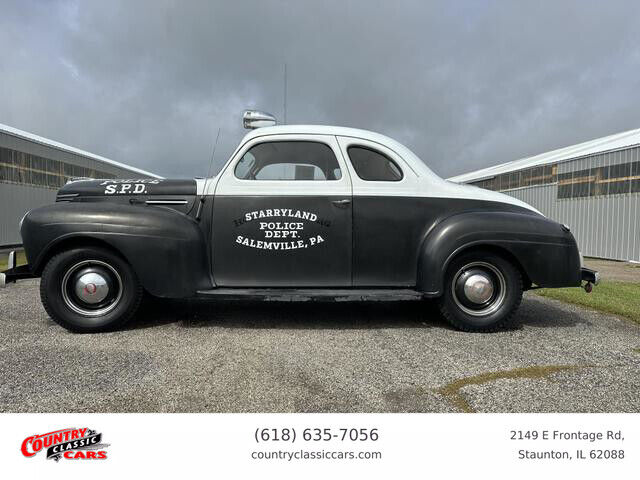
[61,260,123,317]
[65,177,91,184]
[74,272,110,304]
[243,110,277,129]
[463,273,494,304]
[0,273,5,288]
[145,200,188,205]
[8,251,16,270]
[452,261,507,317]
[56,193,80,198]
[19,211,30,230]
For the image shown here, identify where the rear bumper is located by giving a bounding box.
[581,267,600,285]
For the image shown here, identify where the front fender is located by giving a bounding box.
[416,211,582,295]
[21,202,211,298]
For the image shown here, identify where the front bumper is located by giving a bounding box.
[581,267,600,285]
[0,250,36,288]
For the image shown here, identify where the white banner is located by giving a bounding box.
[1,413,637,478]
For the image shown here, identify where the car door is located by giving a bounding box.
[212,134,353,287]
[336,136,421,287]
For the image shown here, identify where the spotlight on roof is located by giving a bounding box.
[243,110,277,129]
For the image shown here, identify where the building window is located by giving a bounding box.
[556,159,640,199]
[0,146,116,189]
[469,163,557,193]
[632,160,640,193]
[466,151,640,199]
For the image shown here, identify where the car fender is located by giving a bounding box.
[21,202,212,298]
[416,211,582,295]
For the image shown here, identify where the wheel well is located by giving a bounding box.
[446,244,532,290]
[34,237,126,275]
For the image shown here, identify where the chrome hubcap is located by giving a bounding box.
[452,261,506,317]
[75,272,109,304]
[463,273,494,304]
[61,260,122,317]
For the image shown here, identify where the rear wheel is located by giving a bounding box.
[438,251,522,332]
[40,247,142,333]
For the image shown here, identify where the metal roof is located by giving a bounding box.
[448,127,640,183]
[0,122,162,179]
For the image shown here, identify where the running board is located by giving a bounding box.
[196,288,423,300]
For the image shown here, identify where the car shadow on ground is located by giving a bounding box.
[126,294,588,331]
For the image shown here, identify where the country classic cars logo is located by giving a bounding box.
[21,427,109,461]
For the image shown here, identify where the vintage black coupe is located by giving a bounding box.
[1,111,599,332]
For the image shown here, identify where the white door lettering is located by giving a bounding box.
[234,210,328,251]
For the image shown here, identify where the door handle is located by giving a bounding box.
[332,199,351,208]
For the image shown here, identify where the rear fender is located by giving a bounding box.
[416,211,581,295]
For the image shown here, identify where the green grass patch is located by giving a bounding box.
[536,281,640,324]
[0,250,27,271]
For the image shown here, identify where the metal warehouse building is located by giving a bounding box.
[448,128,640,262]
[0,123,160,247]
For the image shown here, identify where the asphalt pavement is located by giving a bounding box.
[0,279,638,413]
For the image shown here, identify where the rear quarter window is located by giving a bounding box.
[347,146,403,181]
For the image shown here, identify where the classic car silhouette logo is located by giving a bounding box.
[21,427,109,461]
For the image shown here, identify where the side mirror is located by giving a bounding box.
[243,110,277,129]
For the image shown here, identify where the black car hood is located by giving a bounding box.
[57,178,196,198]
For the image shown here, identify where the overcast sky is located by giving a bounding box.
[1,0,639,178]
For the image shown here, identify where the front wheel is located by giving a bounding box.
[438,251,523,332]
[40,247,142,333]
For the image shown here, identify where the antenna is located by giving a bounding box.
[196,127,221,221]
[283,63,287,124]
[206,127,222,180]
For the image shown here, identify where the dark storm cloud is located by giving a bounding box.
[1,0,639,178]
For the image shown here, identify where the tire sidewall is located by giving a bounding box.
[441,252,522,330]
[41,247,141,332]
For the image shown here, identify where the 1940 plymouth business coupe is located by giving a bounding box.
[1,111,599,333]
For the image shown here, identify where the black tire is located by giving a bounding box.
[438,250,522,332]
[40,246,142,333]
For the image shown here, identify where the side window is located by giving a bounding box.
[347,146,403,181]
[235,141,342,181]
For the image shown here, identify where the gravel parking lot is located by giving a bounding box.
[1,279,639,413]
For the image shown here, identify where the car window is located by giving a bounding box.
[235,141,342,181]
[255,163,326,180]
[235,151,255,179]
[347,146,403,181]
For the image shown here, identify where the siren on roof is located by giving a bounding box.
[243,110,277,129]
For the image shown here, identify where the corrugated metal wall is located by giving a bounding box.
[504,146,640,262]
[0,183,55,246]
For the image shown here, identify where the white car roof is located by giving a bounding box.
[214,124,541,214]
[240,124,437,178]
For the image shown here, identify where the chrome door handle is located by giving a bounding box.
[332,199,351,208]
